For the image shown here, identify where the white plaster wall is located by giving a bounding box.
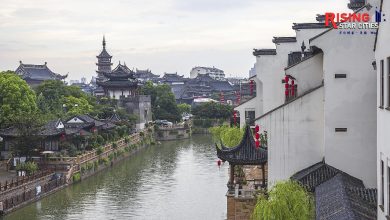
[311,6,378,188]
[376,0,390,218]
[295,28,329,49]
[286,53,324,94]
[256,86,325,185]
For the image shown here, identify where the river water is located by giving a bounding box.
[2,135,228,220]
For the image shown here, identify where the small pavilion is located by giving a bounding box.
[216,125,268,190]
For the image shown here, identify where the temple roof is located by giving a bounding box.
[0,119,65,137]
[97,36,112,58]
[107,112,122,122]
[15,62,67,81]
[103,63,135,80]
[216,125,267,165]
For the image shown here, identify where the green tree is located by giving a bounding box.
[177,103,191,116]
[0,71,38,128]
[192,102,233,119]
[141,81,180,122]
[63,96,93,116]
[11,112,45,158]
[210,125,244,147]
[252,181,314,220]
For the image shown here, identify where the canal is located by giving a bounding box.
[2,135,228,220]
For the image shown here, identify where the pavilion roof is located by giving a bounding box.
[216,125,267,165]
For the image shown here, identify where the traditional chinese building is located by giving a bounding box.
[15,61,67,87]
[96,63,139,99]
[216,125,267,220]
[0,115,116,159]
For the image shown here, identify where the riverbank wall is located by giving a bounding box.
[0,130,154,216]
[155,125,191,141]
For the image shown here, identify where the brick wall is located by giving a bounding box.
[227,195,256,220]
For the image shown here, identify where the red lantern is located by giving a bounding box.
[60,133,66,141]
[291,86,295,96]
[291,80,295,85]
[285,89,289,96]
[233,111,237,126]
[255,133,260,140]
[284,75,289,83]
[285,83,289,89]
[255,125,260,132]
[255,140,260,148]
[217,160,222,167]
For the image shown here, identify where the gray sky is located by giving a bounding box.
[0,0,349,81]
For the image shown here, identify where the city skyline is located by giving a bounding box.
[0,0,348,81]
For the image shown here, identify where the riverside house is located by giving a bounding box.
[230,0,379,219]
[0,115,116,161]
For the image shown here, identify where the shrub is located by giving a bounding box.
[99,157,109,165]
[140,131,144,137]
[16,161,39,175]
[252,181,314,220]
[72,172,81,182]
[112,142,118,149]
[96,147,104,155]
[87,162,94,170]
[94,160,99,169]
[210,125,244,147]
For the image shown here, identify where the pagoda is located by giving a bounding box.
[96,63,139,99]
[96,36,113,81]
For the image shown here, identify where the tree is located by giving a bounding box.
[141,81,180,122]
[192,102,233,119]
[35,80,98,118]
[0,71,38,128]
[252,181,314,220]
[177,103,191,115]
[210,125,244,147]
[11,112,45,158]
[63,96,93,116]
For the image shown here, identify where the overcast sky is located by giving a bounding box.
[0,0,349,81]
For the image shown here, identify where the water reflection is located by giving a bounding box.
[2,135,228,220]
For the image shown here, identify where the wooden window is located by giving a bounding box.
[381,60,384,108]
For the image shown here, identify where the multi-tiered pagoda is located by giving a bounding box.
[96,36,113,81]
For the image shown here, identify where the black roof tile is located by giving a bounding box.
[216,125,267,165]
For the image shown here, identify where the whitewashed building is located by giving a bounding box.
[190,66,225,80]
[234,18,328,128]
[375,0,390,218]
[233,0,381,218]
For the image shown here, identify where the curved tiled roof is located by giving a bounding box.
[292,162,377,220]
[15,63,67,81]
[216,125,267,165]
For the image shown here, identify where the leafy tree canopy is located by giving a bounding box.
[192,102,233,119]
[0,71,38,128]
[141,81,180,122]
[35,80,99,119]
[177,103,191,115]
[210,125,244,147]
[252,180,314,220]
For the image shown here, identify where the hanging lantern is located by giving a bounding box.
[255,140,260,148]
[291,85,295,96]
[217,160,222,167]
[284,75,289,83]
[291,80,295,85]
[255,125,260,132]
[255,133,260,140]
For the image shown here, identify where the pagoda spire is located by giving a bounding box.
[103,35,106,49]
